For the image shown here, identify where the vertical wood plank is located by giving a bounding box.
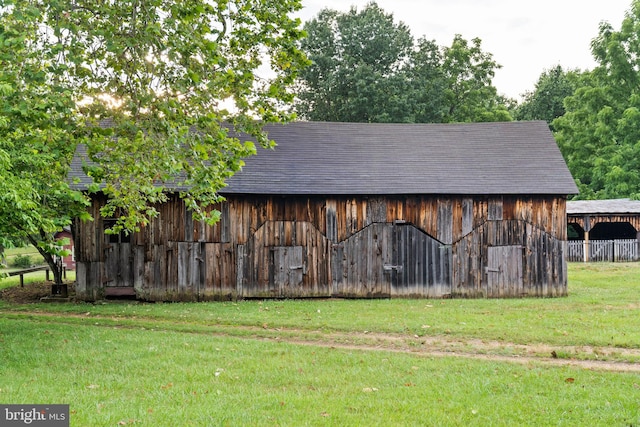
[437,199,453,244]
[488,197,504,221]
[177,242,189,296]
[236,244,245,298]
[462,198,473,236]
[133,245,144,290]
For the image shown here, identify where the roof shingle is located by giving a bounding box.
[70,120,578,196]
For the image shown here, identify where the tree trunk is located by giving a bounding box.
[27,235,63,286]
[43,252,64,286]
[43,252,67,297]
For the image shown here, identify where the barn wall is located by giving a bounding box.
[452,220,567,298]
[73,194,568,301]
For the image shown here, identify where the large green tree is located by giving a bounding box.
[0,3,89,286]
[514,65,580,127]
[440,35,510,123]
[0,0,308,285]
[296,2,509,123]
[296,4,414,122]
[554,1,640,199]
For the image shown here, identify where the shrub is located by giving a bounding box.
[11,255,32,269]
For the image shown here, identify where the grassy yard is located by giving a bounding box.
[3,245,41,257]
[0,271,76,291]
[0,263,639,426]
[2,244,45,264]
[1,245,65,290]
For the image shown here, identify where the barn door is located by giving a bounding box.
[487,246,523,297]
[333,223,452,298]
[271,246,304,297]
[332,223,392,297]
[388,224,452,297]
[103,227,135,297]
[383,225,403,293]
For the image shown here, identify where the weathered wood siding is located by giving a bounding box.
[569,214,640,234]
[332,224,452,298]
[74,194,568,301]
[452,220,567,298]
[241,220,331,298]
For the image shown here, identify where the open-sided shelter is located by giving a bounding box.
[567,199,640,262]
[70,121,578,301]
[567,199,640,241]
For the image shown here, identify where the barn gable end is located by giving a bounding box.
[71,121,577,301]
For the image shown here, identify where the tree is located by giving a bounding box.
[553,1,640,199]
[0,4,89,287]
[0,1,308,287]
[440,35,510,123]
[296,2,510,123]
[296,3,415,122]
[514,65,580,127]
[406,37,448,123]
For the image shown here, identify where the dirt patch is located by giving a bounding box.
[277,333,640,373]
[306,340,640,372]
[0,282,75,304]
[8,308,640,373]
[3,291,640,373]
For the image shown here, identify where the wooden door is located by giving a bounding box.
[332,223,452,298]
[271,246,304,297]
[389,225,452,297]
[103,242,135,296]
[332,223,392,297]
[177,242,202,300]
[102,220,136,297]
[487,246,523,297]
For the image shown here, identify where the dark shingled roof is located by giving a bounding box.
[68,144,96,190]
[69,120,578,196]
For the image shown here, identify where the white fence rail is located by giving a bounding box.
[567,239,640,262]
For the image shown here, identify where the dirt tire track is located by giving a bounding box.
[5,309,640,373]
[275,335,640,373]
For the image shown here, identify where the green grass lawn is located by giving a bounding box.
[3,245,41,257]
[1,263,639,426]
[0,270,75,290]
[1,244,68,289]
[2,245,45,264]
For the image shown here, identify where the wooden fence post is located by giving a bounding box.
[583,230,589,263]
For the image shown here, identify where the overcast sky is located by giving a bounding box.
[295,0,632,100]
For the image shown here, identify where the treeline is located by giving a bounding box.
[294,1,640,201]
[295,3,510,124]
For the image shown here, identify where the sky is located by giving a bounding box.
[295,0,633,100]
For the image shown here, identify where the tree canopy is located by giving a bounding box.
[553,0,640,199]
[0,0,308,283]
[0,2,89,284]
[439,35,511,123]
[295,4,414,123]
[295,2,510,123]
[514,65,580,128]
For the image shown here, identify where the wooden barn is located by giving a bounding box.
[69,121,578,301]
